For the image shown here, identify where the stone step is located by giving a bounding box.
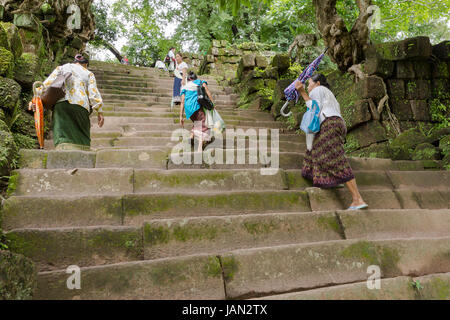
[220,236,450,299]
[96,79,153,88]
[255,273,450,300]
[35,253,225,299]
[1,190,311,229]
[32,237,450,299]
[11,168,288,196]
[7,209,449,272]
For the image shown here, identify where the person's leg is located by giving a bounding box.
[345,178,367,207]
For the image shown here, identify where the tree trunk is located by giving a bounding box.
[312,0,373,72]
[103,41,123,62]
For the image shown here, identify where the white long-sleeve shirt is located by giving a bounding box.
[305,85,343,151]
[38,63,103,113]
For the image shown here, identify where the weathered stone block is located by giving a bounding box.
[220,40,228,47]
[390,98,413,121]
[0,250,36,300]
[387,79,405,98]
[345,121,387,152]
[242,54,255,68]
[212,39,221,48]
[432,41,450,60]
[396,61,415,78]
[271,53,290,74]
[356,76,386,99]
[206,54,214,63]
[414,60,432,79]
[211,47,219,56]
[264,66,278,79]
[13,13,38,30]
[410,100,431,121]
[341,99,372,130]
[366,36,432,61]
[255,55,268,68]
[405,80,431,100]
[362,57,394,78]
[47,150,96,169]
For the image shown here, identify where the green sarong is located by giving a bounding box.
[52,101,91,150]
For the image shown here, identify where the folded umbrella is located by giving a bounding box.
[280,48,329,117]
[29,81,45,149]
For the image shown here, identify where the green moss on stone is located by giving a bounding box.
[0,47,14,78]
[149,262,186,286]
[243,220,280,236]
[340,241,401,276]
[6,170,18,197]
[143,224,170,245]
[221,255,239,282]
[317,215,342,237]
[203,256,222,278]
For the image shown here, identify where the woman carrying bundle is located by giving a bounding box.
[295,73,368,210]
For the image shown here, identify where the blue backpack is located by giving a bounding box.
[300,100,321,134]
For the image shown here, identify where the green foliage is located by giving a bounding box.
[280,62,303,79]
[13,133,36,149]
[0,229,9,250]
[429,98,449,130]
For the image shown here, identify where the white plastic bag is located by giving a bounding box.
[211,109,225,134]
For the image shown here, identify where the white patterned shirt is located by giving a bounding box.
[38,63,103,113]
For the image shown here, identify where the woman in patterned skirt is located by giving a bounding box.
[295,74,368,210]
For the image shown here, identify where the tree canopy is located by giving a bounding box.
[90,0,450,67]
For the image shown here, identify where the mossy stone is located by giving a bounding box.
[0,129,19,176]
[388,128,427,160]
[0,23,10,50]
[412,143,440,161]
[0,47,14,78]
[0,76,21,111]
[0,22,23,59]
[14,52,41,88]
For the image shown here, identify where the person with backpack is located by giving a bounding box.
[179,71,215,152]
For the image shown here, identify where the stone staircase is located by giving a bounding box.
[2,61,449,300]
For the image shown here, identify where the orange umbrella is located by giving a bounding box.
[29,82,44,149]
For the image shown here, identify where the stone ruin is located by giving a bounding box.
[210,36,450,169]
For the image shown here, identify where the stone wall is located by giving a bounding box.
[226,36,449,169]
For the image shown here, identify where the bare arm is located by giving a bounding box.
[295,81,311,102]
[181,68,188,86]
[179,94,185,127]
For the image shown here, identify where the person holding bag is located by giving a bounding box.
[33,54,104,151]
[179,71,215,152]
[295,73,368,210]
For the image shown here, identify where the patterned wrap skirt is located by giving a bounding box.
[302,116,355,188]
[190,108,211,141]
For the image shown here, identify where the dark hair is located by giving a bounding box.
[74,53,89,65]
[310,73,331,90]
[187,71,197,81]
[170,47,175,50]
